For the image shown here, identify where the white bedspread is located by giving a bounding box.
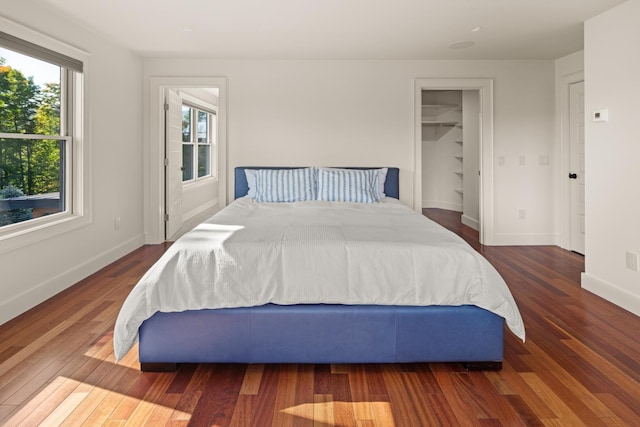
[114,197,525,360]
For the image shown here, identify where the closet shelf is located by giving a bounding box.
[421,121,458,127]
[421,104,458,115]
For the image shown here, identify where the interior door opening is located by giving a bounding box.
[146,77,227,245]
[164,87,220,241]
[420,89,481,232]
[414,78,493,244]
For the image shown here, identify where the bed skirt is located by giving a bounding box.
[138,304,504,371]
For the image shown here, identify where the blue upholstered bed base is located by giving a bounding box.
[137,167,505,371]
[139,304,503,367]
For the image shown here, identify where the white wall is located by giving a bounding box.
[0,3,144,325]
[144,59,555,245]
[582,0,640,316]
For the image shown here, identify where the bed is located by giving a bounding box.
[114,166,525,371]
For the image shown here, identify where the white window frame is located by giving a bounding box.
[181,101,217,185]
[0,17,90,255]
[180,92,224,186]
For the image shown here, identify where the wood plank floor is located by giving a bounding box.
[1,208,640,426]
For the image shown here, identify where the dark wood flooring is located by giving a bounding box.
[1,208,639,426]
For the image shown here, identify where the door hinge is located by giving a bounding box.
[164,214,169,222]
[164,103,169,111]
[164,158,169,167]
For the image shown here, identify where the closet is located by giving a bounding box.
[421,90,480,230]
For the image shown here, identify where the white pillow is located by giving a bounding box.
[244,169,258,198]
[316,168,380,203]
[254,168,317,202]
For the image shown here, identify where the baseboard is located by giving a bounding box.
[491,233,556,246]
[0,234,144,326]
[461,215,479,231]
[182,199,219,225]
[581,272,640,317]
[422,200,462,212]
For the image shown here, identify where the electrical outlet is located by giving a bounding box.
[114,217,121,231]
[593,109,609,122]
[626,251,639,272]
[519,155,526,166]
[518,209,526,220]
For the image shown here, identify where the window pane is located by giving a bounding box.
[197,111,208,143]
[182,106,191,142]
[198,144,210,178]
[0,138,64,226]
[182,144,193,181]
[0,47,61,135]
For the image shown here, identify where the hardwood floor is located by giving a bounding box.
[1,209,639,426]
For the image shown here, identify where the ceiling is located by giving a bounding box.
[35,0,626,60]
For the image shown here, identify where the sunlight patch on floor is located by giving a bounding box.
[280,397,395,426]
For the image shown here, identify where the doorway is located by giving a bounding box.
[420,89,481,232]
[145,77,228,245]
[164,87,220,240]
[414,79,494,245]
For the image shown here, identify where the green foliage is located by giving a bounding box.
[35,83,61,135]
[0,184,33,226]
[0,58,61,198]
[0,64,39,133]
[182,106,191,142]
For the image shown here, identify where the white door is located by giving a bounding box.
[165,89,184,240]
[569,81,585,254]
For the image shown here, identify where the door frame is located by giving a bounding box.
[414,78,494,245]
[558,71,584,251]
[145,76,227,244]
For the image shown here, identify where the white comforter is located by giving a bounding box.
[113,197,525,360]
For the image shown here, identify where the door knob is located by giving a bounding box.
[568,173,577,179]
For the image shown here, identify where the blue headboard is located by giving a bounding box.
[234,167,400,200]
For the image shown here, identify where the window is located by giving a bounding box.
[0,28,84,240]
[181,104,216,182]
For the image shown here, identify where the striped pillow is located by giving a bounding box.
[316,168,380,203]
[254,168,317,202]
